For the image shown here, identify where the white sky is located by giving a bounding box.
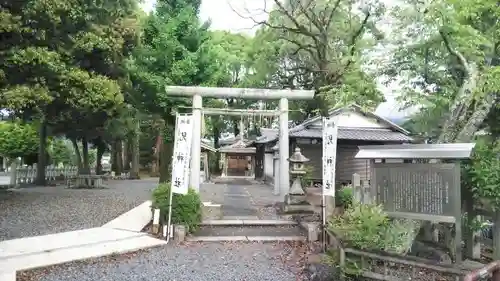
[140,0,411,120]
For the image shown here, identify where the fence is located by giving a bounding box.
[12,165,80,184]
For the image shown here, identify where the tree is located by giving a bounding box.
[382,0,500,144]
[0,121,39,161]
[127,0,217,182]
[49,138,74,166]
[237,0,386,118]
[0,0,141,182]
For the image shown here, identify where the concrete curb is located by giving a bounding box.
[101,200,152,232]
[0,271,15,281]
[5,235,166,277]
[0,200,159,281]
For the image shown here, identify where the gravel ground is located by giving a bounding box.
[0,179,158,241]
[18,241,318,281]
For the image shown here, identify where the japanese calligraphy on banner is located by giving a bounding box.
[171,114,194,195]
[322,117,338,197]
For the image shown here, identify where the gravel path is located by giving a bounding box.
[0,179,157,241]
[18,241,313,281]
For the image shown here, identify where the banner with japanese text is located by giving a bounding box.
[322,117,338,197]
[171,114,194,195]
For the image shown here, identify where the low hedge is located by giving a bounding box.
[151,183,202,233]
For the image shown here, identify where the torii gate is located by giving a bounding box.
[165,86,315,197]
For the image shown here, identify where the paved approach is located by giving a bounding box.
[200,179,283,219]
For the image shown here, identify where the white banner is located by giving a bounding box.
[322,117,338,197]
[171,114,194,195]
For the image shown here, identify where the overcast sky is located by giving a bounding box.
[140,0,411,120]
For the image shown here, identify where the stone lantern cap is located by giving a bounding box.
[288,147,310,163]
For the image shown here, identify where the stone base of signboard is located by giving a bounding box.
[174,225,186,242]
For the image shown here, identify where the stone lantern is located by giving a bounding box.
[285,147,310,207]
[288,147,309,195]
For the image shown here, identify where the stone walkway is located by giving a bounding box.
[193,179,306,241]
[200,178,283,219]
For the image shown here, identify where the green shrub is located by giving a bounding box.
[328,202,419,254]
[336,185,353,207]
[151,183,202,233]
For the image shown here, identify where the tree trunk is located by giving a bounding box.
[456,92,497,142]
[35,121,48,185]
[111,141,116,173]
[71,138,83,172]
[159,140,173,183]
[213,125,221,174]
[151,135,161,176]
[123,139,130,172]
[81,138,90,175]
[438,30,479,143]
[130,121,140,179]
[115,140,123,174]
[95,137,106,175]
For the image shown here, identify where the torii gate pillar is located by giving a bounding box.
[165,86,314,197]
[191,94,202,192]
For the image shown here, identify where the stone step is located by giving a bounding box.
[201,219,297,226]
[282,204,315,214]
[187,225,307,242]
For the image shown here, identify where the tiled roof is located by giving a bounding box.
[201,142,216,152]
[290,128,413,142]
[255,128,278,143]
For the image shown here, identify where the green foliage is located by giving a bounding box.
[0,0,139,144]
[249,0,386,118]
[463,139,500,210]
[336,185,353,208]
[0,121,39,159]
[328,203,418,254]
[151,183,202,233]
[49,138,74,166]
[381,0,500,142]
[71,148,97,166]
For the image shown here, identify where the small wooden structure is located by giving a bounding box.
[354,143,476,263]
[219,135,256,178]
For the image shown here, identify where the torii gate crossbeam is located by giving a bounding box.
[165,86,315,198]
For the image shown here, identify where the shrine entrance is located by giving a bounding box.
[166,86,315,198]
[220,146,256,179]
[164,86,316,243]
